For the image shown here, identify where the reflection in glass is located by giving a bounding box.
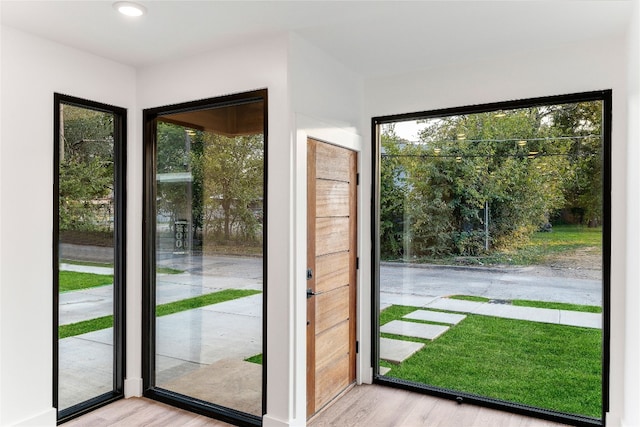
[57,103,115,410]
[153,101,264,416]
[377,101,604,420]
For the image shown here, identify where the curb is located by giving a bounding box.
[380,261,532,274]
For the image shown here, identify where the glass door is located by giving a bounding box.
[53,94,126,422]
[143,90,267,426]
[373,91,611,426]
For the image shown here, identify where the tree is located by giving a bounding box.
[379,100,602,260]
[200,133,264,243]
[59,104,114,232]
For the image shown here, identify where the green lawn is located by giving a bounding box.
[59,267,185,293]
[506,224,603,265]
[449,295,602,313]
[380,304,602,418]
[59,271,113,292]
[59,289,261,338]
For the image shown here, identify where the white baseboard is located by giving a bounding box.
[124,377,143,397]
[263,413,306,427]
[12,407,56,426]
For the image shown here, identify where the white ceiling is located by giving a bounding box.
[0,1,633,77]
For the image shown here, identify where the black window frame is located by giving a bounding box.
[371,90,612,427]
[53,93,127,424]
[142,88,268,427]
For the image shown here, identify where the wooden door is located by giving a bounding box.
[307,138,357,418]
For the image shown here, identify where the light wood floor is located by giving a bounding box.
[64,385,569,427]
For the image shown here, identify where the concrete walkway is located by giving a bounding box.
[59,293,263,411]
[380,293,601,329]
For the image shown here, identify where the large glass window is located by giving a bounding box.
[143,90,266,425]
[373,91,610,425]
[53,94,126,421]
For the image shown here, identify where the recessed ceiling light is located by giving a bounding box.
[113,1,146,17]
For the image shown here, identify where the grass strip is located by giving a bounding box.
[156,267,184,275]
[59,315,113,339]
[59,289,261,338]
[380,305,602,418]
[61,262,183,276]
[61,259,113,268]
[512,299,602,313]
[59,271,113,292]
[450,295,601,313]
[449,295,490,303]
[155,289,260,316]
[245,354,263,365]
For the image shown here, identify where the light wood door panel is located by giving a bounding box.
[315,252,350,294]
[315,217,350,256]
[315,143,352,182]
[307,138,357,418]
[316,180,350,217]
[315,321,350,372]
[314,354,351,411]
[315,286,350,334]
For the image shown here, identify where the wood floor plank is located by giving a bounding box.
[63,397,233,427]
[63,386,569,427]
[308,385,570,427]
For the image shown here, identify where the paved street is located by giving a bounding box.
[59,255,602,325]
[380,262,602,306]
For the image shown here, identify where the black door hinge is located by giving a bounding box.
[356,341,359,353]
[356,257,360,270]
[356,173,360,185]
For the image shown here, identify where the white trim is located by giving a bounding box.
[293,114,366,424]
[263,413,306,427]
[12,408,56,426]
[124,377,143,397]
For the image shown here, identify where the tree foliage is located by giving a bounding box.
[155,121,264,248]
[59,104,114,232]
[380,101,603,260]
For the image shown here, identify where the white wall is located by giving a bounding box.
[363,36,629,426]
[624,2,640,426]
[289,34,363,131]
[288,33,367,425]
[0,25,136,426]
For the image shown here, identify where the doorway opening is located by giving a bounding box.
[53,93,127,423]
[143,89,267,426]
[306,138,358,418]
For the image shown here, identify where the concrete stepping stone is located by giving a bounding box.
[403,310,466,325]
[380,337,424,364]
[379,366,391,375]
[381,320,449,340]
